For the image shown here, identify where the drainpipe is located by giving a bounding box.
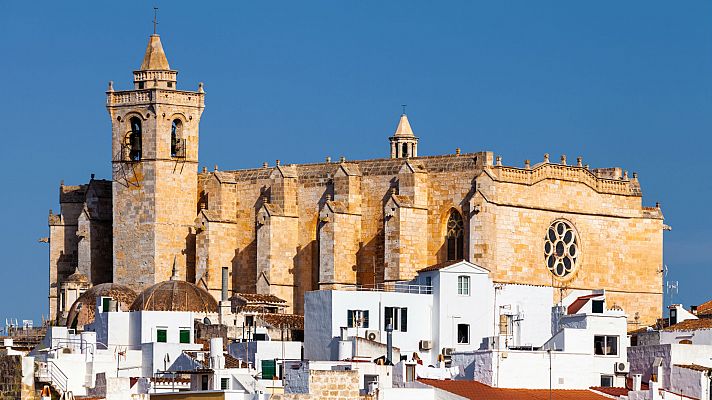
[386,323,393,365]
[221,267,229,301]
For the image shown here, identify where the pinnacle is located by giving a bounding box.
[140,34,171,71]
[393,114,415,137]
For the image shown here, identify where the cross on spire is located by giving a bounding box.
[153,7,159,35]
[401,104,407,115]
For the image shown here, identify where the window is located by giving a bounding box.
[544,220,579,278]
[101,297,111,312]
[402,143,408,158]
[424,276,432,288]
[179,328,190,344]
[600,375,614,387]
[156,328,167,343]
[347,310,369,328]
[245,315,254,327]
[592,300,604,314]
[201,375,208,390]
[262,360,277,379]
[446,210,464,261]
[384,307,408,332]
[128,117,142,161]
[457,324,470,344]
[499,314,512,335]
[594,335,618,355]
[457,276,470,296]
[220,378,229,390]
[170,119,183,157]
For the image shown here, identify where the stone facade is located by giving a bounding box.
[48,33,665,327]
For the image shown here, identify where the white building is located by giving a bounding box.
[304,260,556,367]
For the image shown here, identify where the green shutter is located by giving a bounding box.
[384,307,393,330]
[401,308,408,332]
[157,329,167,343]
[362,310,369,328]
[262,360,276,379]
[347,310,354,328]
[179,329,190,344]
[102,298,110,312]
[220,378,229,390]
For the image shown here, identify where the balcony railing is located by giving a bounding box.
[341,282,432,294]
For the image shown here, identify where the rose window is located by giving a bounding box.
[544,220,578,278]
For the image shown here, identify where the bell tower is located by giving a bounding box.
[389,112,419,158]
[106,33,205,292]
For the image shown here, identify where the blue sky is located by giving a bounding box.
[0,1,710,324]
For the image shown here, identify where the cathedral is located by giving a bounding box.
[48,33,665,326]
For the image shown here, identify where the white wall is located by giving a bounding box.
[495,284,554,347]
[304,290,433,363]
[426,263,494,360]
[229,341,303,375]
[660,328,712,346]
[671,365,708,400]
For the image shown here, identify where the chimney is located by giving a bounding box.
[210,337,225,370]
[632,374,642,391]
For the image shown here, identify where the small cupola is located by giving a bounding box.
[133,34,177,90]
[389,112,419,159]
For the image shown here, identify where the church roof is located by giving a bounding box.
[130,280,218,313]
[140,34,171,70]
[393,114,415,137]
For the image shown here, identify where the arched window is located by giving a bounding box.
[171,119,182,157]
[402,143,409,158]
[446,209,464,261]
[128,117,142,161]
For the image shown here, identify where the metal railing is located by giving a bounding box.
[341,282,432,294]
[36,361,68,394]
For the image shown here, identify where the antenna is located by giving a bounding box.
[666,280,678,306]
[153,7,159,35]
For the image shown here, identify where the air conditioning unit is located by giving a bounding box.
[419,340,432,350]
[614,362,629,374]
[365,330,380,342]
[442,347,455,357]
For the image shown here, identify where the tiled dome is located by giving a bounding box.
[130,280,217,313]
[66,283,137,328]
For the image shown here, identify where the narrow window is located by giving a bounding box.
[201,375,208,390]
[458,276,470,296]
[446,210,464,261]
[400,308,408,332]
[402,143,408,158]
[128,117,142,161]
[179,328,190,344]
[156,328,167,343]
[362,310,369,328]
[101,297,111,312]
[220,378,229,390]
[457,324,470,344]
[170,119,182,157]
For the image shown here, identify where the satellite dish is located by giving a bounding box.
[203,317,211,325]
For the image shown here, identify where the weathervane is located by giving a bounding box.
[153,7,159,35]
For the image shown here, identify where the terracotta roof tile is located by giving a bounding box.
[567,294,602,315]
[418,260,462,273]
[235,293,287,304]
[674,364,712,372]
[258,313,304,330]
[662,318,712,332]
[697,300,712,316]
[420,379,612,400]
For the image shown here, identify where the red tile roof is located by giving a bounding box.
[567,294,601,315]
[418,260,462,273]
[674,364,712,372]
[420,379,612,400]
[697,300,712,316]
[662,318,712,332]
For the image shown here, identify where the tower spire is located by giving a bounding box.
[389,109,419,159]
